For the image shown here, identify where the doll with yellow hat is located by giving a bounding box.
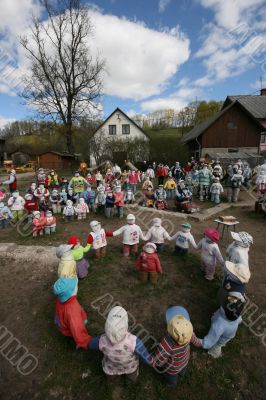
[153,306,202,386]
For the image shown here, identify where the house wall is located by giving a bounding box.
[94,111,149,141]
[90,111,150,167]
[201,104,261,150]
[38,153,73,170]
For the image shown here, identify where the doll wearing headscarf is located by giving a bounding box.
[88,306,152,382]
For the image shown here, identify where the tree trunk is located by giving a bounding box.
[65,123,74,154]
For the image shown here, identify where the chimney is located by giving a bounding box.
[260,88,266,96]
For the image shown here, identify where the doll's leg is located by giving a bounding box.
[205,263,215,280]
[149,272,158,284]
[94,249,101,259]
[123,244,130,257]
[130,244,138,255]
[227,188,232,202]
[45,227,50,235]
[139,271,148,282]
[208,344,223,358]
[101,246,106,258]
[105,207,110,218]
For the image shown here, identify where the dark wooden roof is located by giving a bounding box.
[93,107,150,140]
[223,95,266,118]
[181,100,266,144]
[39,151,75,158]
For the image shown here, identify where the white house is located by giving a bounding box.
[89,107,150,166]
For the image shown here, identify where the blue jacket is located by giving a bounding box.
[82,190,95,203]
[202,308,242,349]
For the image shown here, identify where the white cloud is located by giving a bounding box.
[0,115,16,128]
[159,0,172,13]
[0,4,190,103]
[194,0,266,87]
[89,10,190,100]
[141,86,201,112]
[199,0,265,30]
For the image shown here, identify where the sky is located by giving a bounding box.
[0,0,265,127]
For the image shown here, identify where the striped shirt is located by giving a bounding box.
[153,333,202,375]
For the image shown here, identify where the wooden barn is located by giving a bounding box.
[37,151,76,170]
[182,89,266,162]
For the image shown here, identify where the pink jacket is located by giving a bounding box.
[113,192,124,206]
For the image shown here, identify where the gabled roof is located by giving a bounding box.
[181,102,235,143]
[93,107,150,139]
[223,95,266,118]
[40,151,75,157]
[182,99,266,144]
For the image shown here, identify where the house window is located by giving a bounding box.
[227,122,237,129]
[109,125,116,135]
[122,124,130,135]
[260,132,266,143]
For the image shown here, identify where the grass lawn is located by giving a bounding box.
[0,173,265,400]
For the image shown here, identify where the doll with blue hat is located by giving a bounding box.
[153,306,202,386]
[53,276,92,350]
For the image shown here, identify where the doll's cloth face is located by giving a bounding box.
[92,223,101,233]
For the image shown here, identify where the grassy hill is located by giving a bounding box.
[5,128,92,160]
[5,125,189,165]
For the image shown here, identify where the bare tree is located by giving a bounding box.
[20,0,105,153]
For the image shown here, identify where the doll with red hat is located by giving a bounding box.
[136,242,163,284]
[68,236,91,279]
[196,228,224,280]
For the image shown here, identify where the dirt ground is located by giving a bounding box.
[0,176,265,400]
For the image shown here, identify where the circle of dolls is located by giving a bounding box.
[0,159,262,385]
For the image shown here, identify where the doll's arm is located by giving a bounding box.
[135,337,154,365]
[87,336,100,350]
[138,227,146,241]
[163,229,171,241]
[155,255,163,273]
[112,226,124,237]
[189,234,198,249]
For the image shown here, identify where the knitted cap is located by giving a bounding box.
[68,236,80,247]
[53,277,78,303]
[105,306,128,344]
[204,228,220,243]
[126,214,135,222]
[153,217,162,226]
[143,242,157,253]
[182,223,191,230]
[56,244,73,259]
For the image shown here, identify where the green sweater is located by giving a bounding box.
[71,244,91,261]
